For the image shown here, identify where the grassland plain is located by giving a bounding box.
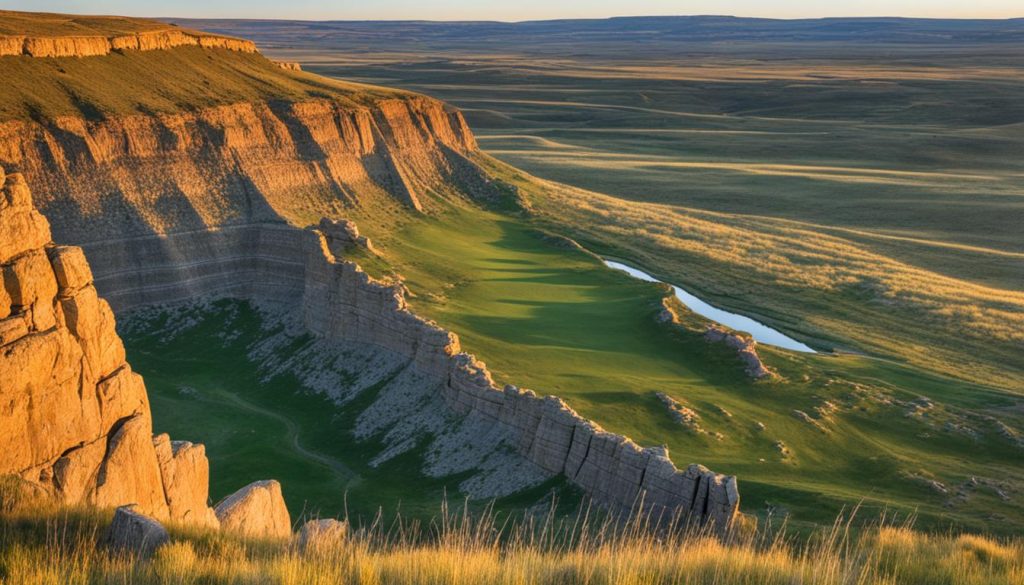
[178,19,1024,389]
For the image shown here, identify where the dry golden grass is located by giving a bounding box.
[1,503,1022,585]
[525,173,1024,342]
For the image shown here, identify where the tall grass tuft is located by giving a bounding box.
[0,501,1021,585]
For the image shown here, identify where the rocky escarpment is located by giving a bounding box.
[0,95,479,251]
[0,168,301,535]
[302,222,740,528]
[0,28,256,58]
[76,214,740,528]
[0,167,217,523]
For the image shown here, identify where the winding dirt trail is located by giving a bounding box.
[220,391,361,488]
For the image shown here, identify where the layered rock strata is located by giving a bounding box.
[0,29,256,58]
[0,96,478,250]
[0,168,216,525]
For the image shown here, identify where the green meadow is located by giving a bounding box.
[122,300,575,522]
[125,197,1024,534]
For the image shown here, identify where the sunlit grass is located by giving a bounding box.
[1,502,1021,585]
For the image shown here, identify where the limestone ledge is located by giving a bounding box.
[69,215,739,528]
[0,29,257,58]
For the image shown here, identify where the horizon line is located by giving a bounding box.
[4,8,1023,25]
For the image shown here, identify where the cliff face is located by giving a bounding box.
[0,166,216,527]
[0,96,478,247]
[0,28,256,58]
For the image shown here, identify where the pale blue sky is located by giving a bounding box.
[0,0,1020,21]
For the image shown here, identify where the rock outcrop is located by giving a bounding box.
[215,480,292,539]
[102,505,170,557]
[297,519,348,553]
[0,29,256,58]
[703,325,772,378]
[153,435,219,528]
[657,299,771,379]
[0,168,215,525]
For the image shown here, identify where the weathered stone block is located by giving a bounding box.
[48,246,93,291]
[92,414,170,521]
[215,479,292,539]
[102,505,170,557]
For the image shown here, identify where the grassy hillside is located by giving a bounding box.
[341,198,1024,534]
[0,10,182,37]
[0,45,404,123]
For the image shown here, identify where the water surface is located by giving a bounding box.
[604,260,816,353]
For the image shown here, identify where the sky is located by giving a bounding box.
[1,0,1020,21]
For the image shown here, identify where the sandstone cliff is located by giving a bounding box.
[0,28,256,58]
[0,96,478,250]
[0,167,216,525]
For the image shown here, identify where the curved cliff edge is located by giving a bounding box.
[0,28,256,58]
[304,219,741,528]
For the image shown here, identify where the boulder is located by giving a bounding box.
[101,505,170,557]
[215,480,291,539]
[297,518,348,553]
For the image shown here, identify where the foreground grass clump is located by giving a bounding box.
[1,503,1021,585]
